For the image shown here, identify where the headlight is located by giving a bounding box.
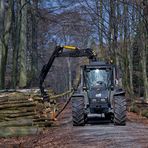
[96,93,101,97]
[92,99,97,102]
[101,98,106,102]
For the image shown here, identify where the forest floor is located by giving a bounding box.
[0,102,148,148]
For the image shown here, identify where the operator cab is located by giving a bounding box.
[82,61,115,115]
[83,61,115,91]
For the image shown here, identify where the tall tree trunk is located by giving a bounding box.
[108,0,115,58]
[67,58,72,90]
[0,0,5,89]
[141,37,148,101]
[108,0,112,56]
[127,41,133,95]
[99,0,104,58]
[11,0,21,88]
[30,0,38,86]
[18,0,27,88]
[127,4,135,96]
[142,0,148,101]
[123,1,129,91]
[0,0,12,89]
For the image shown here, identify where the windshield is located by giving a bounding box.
[85,69,112,89]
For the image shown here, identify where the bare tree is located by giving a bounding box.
[18,0,28,88]
[0,0,12,89]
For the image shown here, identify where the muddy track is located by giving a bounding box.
[0,105,148,148]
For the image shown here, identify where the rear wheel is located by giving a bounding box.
[113,95,126,125]
[72,96,85,126]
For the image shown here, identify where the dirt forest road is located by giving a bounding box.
[0,106,148,148]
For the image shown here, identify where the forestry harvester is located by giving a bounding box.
[39,46,126,126]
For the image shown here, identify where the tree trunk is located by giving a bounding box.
[0,1,4,88]
[108,0,115,58]
[18,0,27,88]
[127,41,134,95]
[141,43,148,102]
[0,0,12,89]
[11,0,21,88]
[30,0,38,86]
[67,58,72,90]
[142,0,148,102]
[141,20,148,101]
[98,0,104,58]
[127,4,136,96]
[123,2,129,91]
[0,0,5,89]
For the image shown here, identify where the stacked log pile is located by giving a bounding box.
[0,90,54,137]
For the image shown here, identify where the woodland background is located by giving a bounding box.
[0,0,148,102]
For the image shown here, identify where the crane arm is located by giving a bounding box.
[39,46,97,101]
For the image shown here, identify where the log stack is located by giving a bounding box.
[0,90,53,137]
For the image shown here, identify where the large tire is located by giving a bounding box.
[113,95,126,126]
[72,97,85,126]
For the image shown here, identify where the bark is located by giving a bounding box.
[115,1,120,68]
[141,4,148,101]
[141,41,148,101]
[30,0,39,86]
[127,5,135,95]
[0,102,36,110]
[95,0,103,57]
[0,127,42,137]
[67,58,72,90]
[143,0,148,102]
[0,1,5,75]
[0,0,12,89]
[127,42,134,95]
[11,0,21,88]
[108,0,115,57]
[18,0,27,88]
[123,1,129,90]
[0,0,5,89]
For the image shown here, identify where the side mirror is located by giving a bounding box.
[83,86,87,91]
[115,79,119,85]
[111,85,114,91]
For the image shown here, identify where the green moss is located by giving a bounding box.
[141,109,148,118]
[130,105,139,113]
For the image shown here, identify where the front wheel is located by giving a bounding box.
[113,95,126,126]
[72,96,85,126]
